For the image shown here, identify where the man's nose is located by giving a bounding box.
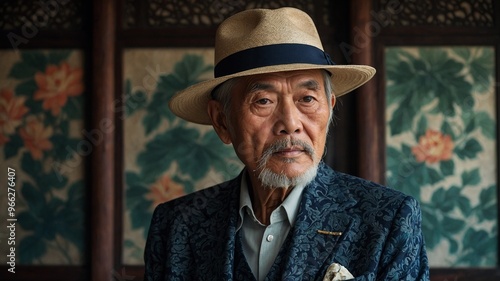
[273,100,303,135]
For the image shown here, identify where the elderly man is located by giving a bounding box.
[144,7,429,281]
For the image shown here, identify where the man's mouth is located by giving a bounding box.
[273,146,305,157]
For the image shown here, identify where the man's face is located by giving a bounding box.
[210,69,335,188]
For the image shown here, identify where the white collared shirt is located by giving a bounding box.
[237,172,306,281]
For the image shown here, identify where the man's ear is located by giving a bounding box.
[331,93,336,109]
[207,100,232,144]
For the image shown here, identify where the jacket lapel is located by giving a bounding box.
[279,163,358,280]
[193,172,250,280]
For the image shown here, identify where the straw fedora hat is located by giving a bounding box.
[169,7,376,125]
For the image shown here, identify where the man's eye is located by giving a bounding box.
[301,96,315,103]
[256,98,271,105]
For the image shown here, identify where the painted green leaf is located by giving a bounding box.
[385,78,414,107]
[126,171,143,187]
[440,121,455,139]
[463,118,475,134]
[463,228,488,250]
[67,181,85,208]
[440,186,461,213]
[415,116,427,141]
[441,216,465,234]
[431,76,473,116]
[56,195,85,253]
[448,238,459,254]
[386,51,418,107]
[421,207,441,249]
[125,172,155,239]
[430,187,445,205]
[143,54,213,132]
[4,134,23,159]
[479,184,496,205]
[420,165,441,185]
[401,143,412,156]
[147,83,176,121]
[399,175,421,201]
[457,196,472,216]
[199,131,240,180]
[439,160,454,176]
[389,100,415,135]
[385,47,475,137]
[17,211,38,231]
[9,51,48,79]
[478,185,497,221]
[469,48,494,93]
[9,62,39,79]
[173,54,213,84]
[22,51,48,71]
[124,239,135,248]
[455,139,482,159]
[50,134,82,163]
[40,197,65,240]
[475,111,496,140]
[38,170,69,193]
[482,204,497,222]
[432,187,455,213]
[124,79,148,116]
[47,50,71,65]
[385,146,401,172]
[451,48,471,61]
[21,182,45,214]
[175,139,214,181]
[63,95,84,119]
[461,168,480,187]
[138,126,199,183]
[143,109,163,135]
[19,235,47,264]
[15,78,38,96]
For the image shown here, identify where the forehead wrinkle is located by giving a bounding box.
[297,79,320,91]
[247,81,276,94]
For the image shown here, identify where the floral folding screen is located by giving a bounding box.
[0,50,86,264]
[122,49,243,264]
[385,47,497,267]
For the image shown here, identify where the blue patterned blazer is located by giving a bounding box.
[144,162,429,280]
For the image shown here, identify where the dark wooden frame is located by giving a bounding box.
[352,1,500,280]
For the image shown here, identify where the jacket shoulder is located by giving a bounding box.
[317,163,418,213]
[153,175,240,225]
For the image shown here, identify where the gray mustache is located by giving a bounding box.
[257,138,316,170]
[265,138,315,156]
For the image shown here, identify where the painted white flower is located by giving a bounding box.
[323,263,354,281]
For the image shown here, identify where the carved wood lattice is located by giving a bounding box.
[123,0,322,28]
[377,0,494,27]
[0,0,83,30]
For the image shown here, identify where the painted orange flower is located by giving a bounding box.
[146,175,185,208]
[19,117,53,160]
[412,129,454,164]
[0,88,29,144]
[34,62,84,116]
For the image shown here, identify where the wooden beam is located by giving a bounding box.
[90,0,116,280]
[351,0,383,183]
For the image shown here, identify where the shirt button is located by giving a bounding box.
[266,234,274,242]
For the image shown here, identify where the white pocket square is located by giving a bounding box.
[323,263,354,281]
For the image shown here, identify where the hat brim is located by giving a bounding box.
[169,64,375,125]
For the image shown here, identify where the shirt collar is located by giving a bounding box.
[237,170,306,230]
